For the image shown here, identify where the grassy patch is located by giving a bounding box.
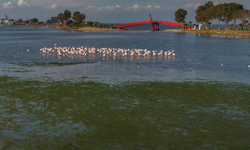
[0,76,250,149]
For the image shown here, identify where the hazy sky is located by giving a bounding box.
[1,0,250,23]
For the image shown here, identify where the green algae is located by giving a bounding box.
[0,75,250,149]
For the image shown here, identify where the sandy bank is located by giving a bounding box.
[164,29,250,36]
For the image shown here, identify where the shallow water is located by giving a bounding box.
[0,26,250,84]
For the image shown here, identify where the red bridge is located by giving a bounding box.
[113,14,192,31]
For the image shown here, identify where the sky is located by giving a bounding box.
[1,0,250,23]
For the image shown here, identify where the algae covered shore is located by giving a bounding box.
[0,75,250,149]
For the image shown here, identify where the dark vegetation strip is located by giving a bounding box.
[7,61,94,67]
[0,76,250,149]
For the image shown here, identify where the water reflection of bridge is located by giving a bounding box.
[113,14,191,31]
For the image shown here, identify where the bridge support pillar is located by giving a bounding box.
[151,22,160,31]
[151,24,154,31]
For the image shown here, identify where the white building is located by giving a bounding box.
[199,24,203,30]
[0,14,13,25]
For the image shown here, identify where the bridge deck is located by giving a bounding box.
[113,20,191,30]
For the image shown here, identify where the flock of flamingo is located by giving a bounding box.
[38,43,175,59]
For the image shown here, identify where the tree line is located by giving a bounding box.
[20,10,109,28]
[47,10,109,27]
[175,1,250,30]
[47,10,86,26]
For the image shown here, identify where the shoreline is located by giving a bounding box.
[2,25,250,35]
[163,29,250,36]
[1,24,124,31]
[57,26,124,31]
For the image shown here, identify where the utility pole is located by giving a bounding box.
[112,13,115,24]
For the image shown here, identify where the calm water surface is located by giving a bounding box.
[0,26,250,84]
[1,26,250,149]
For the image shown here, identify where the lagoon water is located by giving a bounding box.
[0,26,249,84]
[1,26,250,149]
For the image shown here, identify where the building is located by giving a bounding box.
[0,14,14,25]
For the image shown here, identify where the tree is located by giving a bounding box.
[205,6,217,29]
[16,18,23,24]
[238,23,243,30]
[203,1,214,29]
[46,19,52,25]
[66,20,73,26]
[188,21,192,27]
[31,18,38,24]
[75,13,86,24]
[57,13,65,23]
[72,11,80,21]
[244,20,249,30]
[231,14,238,29]
[246,23,250,30]
[64,10,71,21]
[229,23,234,30]
[233,9,250,30]
[215,4,224,30]
[25,20,30,24]
[38,21,44,25]
[195,1,214,30]
[219,3,243,30]
[195,5,207,29]
[207,22,212,29]
[98,23,109,28]
[86,21,94,26]
[182,20,186,30]
[204,1,214,9]
[51,16,58,25]
[175,8,187,24]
